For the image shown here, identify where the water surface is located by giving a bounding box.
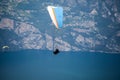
[0,50,120,80]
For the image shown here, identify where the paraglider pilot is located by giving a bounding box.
[53,48,60,55]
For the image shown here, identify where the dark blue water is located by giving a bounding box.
[0,50,120,80]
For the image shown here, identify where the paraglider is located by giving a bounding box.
[2,45,9,52]
[47,6,63,54]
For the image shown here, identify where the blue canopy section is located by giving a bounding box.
[54,7,63,28]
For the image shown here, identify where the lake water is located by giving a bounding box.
[0,50,120,80]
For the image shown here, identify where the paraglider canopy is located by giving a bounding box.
[2,46,9,49]
[2,45,9,52]
[47,6,63,29]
